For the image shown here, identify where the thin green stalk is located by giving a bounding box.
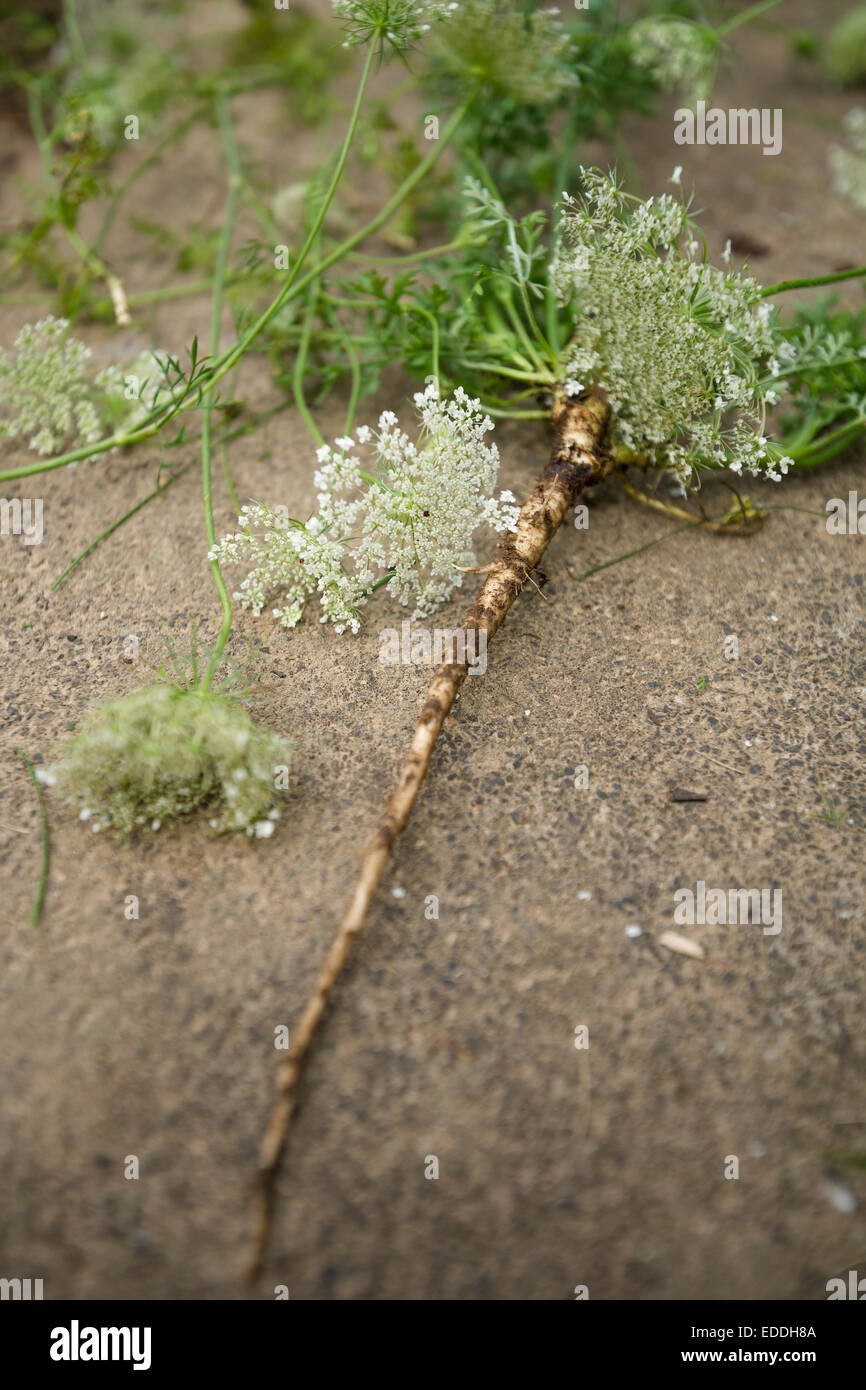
[62,0,86,62]
[126,277,245,306]
[0,276,247,311]
[405,302,440,382]
[293,281,326,449]
[0,418,167,483]
[347,240,463,268]
[200,95,242,693]
[762,267,866,297]
[480,403,548,420]
[208,93,472,390]
[718,0,788,37]
[50,404,289,590]
[791,420,866,467]
[12,748,50,925]
[568,521,697,582]
[220,439,241,517]
[204,41,378,388]
[51,458,195,590]
[94,109,202,256]
[463,359,553,384]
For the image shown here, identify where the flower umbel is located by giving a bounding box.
[0,316,170,457]
[333,0,456,58]
[829,108,866,212]
[430,0,575,105]
[552,169,795,485]
[630,17,718,107]
[43,685,291,838]
[211,384,519,633]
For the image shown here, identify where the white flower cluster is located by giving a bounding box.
[552,169,795,485]
[211,384,519,634]
[630,17,718,107]
[433,1,576,106]
[0,317,102,456]
[44,684,291,838]
[333,0,457,54]
[0,316,169,458]
[829,109,866,213]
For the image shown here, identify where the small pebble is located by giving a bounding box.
[625,924,642,939]
[659,930,704,960]
[392,886,406,899]
[823,1181,856,1215]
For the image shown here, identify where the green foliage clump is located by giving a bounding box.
[773,297,866,467]
[825,6,866,86]
[43,685,291,838]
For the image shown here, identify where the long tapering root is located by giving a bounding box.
[244,389,612,1281]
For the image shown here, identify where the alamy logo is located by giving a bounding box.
[50,1321,152,1371]
[674,101,782,157]
[379,621,487,675]
[0,497,43,545]
[674,880,782,936]
[826,1270,866,1299]
[826,492,866,534]
[0,1276,43,1299]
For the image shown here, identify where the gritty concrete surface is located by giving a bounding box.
[1,2,865,1299]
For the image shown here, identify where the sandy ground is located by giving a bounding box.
[1,2,865,1299]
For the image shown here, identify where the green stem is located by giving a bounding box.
[203,41,378,389]
[62,0,86,62]
[481,406,548,419]
[347,240,463,268]
[50,404,289,590]
[762,266,866,297]
[94,109,202,257]
[293,280,325,449]
[51,458,196,590]
[200,95,241,693]
[12,748,50,926]
[790,419,866,467]
[568,521,697,582]
[405,302,440,382]
[208,93,471,390]
[0,419,164,483]
[463,359,552,384]
[718,0,789,37]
